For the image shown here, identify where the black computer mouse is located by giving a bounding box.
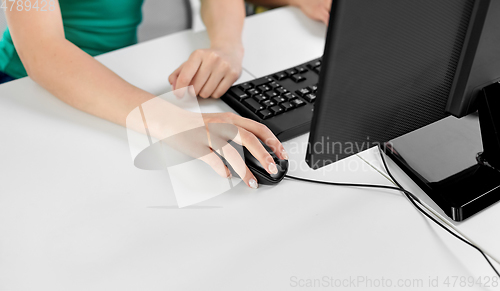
[216,141,288,185]
[242,143,289,185]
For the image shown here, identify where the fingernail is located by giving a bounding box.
[249,178,258,189]
[282,149,289,160]
[268,163,278,174]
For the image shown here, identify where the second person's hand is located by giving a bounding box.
[169,44,244,99]
[291,0,332,25]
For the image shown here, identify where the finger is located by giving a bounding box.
[229,114,288,160]
[175,51,203,91]
[220,142,259,189]
[319,8,330,25]
[169,64,183,90]
[199,150,231,178]
[191,57,215,96]
[198,62,228,98]
[239,128,278,175]
[211,72,240,99]
[324,0,332,11]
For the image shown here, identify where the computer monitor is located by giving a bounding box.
[306,0,500,221]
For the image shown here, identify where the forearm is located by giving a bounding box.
[6,3,156,129]
[248,0,331,24]
[21,39,154,129]
[245,0,293,8]
[200,0,245,50]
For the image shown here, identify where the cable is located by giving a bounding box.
[284,146,499,277]
[356,151,500,266]
[375,146,500,278]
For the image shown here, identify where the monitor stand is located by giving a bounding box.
[386,82,500,222]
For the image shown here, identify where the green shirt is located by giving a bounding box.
[0,0,144,78]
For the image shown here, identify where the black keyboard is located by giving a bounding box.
[221,57,322,141]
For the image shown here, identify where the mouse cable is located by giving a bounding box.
[356,147,498,265]
[284,146,499,277]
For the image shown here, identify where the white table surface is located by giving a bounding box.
[1,6,499,291]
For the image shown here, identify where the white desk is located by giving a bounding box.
[1,7,499,291]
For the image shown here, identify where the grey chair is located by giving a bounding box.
[138,0,193,42]
[0,12,7,35]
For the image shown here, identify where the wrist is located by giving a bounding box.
[210,40,244,55]
[288,0,303,8]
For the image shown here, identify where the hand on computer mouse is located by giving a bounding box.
[143,99,289,189]
[198,112,289,188]
[290,0,332,25]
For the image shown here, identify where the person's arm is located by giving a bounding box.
[5,3,152,128]
[168,0,246,99]
[5,1,288,189]
[246,0,332,25]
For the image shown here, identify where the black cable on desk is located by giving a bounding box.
[284,146,499,277]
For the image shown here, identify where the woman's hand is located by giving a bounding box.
[290,0,332,25]
[168,45,244,99]
[171,0,246,99]
[181,111,288,189]
[200,112,288,188]
[137,94,288,189]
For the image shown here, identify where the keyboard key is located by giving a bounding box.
[307,62,321,70]
[314,66,321,74]
[304,93,317,102]
[257,109,273,120]
[295,66,308,74]
[296,88,311,97]
[239,83,253,91]
[273,72,288,81]
[275,87,288,95]
[262,100,276,108]
[307,85,318,93]
[243,98,264,113]
[229,87,249,101]
[291,98,306,107]
[291,74,306,83]
[253,77,273,87]
[308,60,321,69]
[283,92,298,101]
[281,102,294,111]
[253,94,267,103]
[273,96,286,104]
[264,91,278,98]
[269,82,281,89]
[258,85,271,92]
[247,88,260,96]
[270,105,284,115]
[285,69,298,75]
